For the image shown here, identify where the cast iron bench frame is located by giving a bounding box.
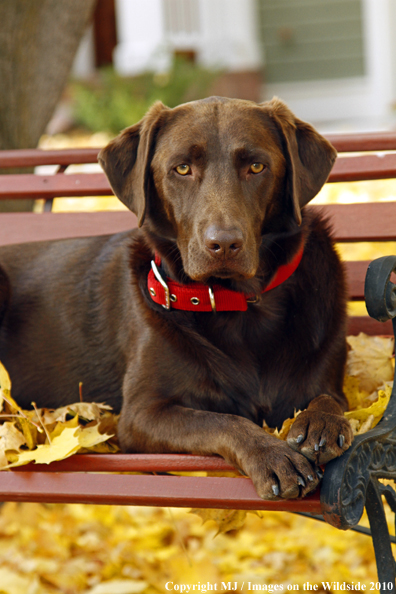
[0,134,396,586]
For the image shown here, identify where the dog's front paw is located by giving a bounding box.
[243,441,320,500]
[287,400,353,465]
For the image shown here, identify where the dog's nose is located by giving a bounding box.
[204,225,244,258]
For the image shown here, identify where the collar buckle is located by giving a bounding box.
[151,260,170,309]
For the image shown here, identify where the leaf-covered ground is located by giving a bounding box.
[0,501,392,594]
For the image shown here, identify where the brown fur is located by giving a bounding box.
[0,97,353,500]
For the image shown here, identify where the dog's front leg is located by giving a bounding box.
[118,400,320,500]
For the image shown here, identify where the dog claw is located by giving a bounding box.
[297,476,305,487]
[338,434,345,448]
[314,443,319,452]
[272,484,279,497]
[319,437,326,448]
[296,434,304,444]
[316,468,324,480]
[307,474,314,482]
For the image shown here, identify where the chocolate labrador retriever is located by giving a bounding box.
[0,97,353,500]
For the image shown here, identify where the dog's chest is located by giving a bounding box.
[174,306,289,424]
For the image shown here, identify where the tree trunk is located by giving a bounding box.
[0,0,97,211]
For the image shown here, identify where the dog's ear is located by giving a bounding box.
[98,101,169,227]
[264,97,337,225]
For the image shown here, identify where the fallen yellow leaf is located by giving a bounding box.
[0,360,21,413]
[0,359,11,394]
[191,508,248,535]
[0,422,26,451]
[345,384,392,432]
[16,416,37,450]
[47,401,113,424]
[0,422,27,468]
[346,333,394,392]
[357,414,375,434]
[50,414,80,440]
[343,375,371,410]
[0,566,40,594]
[4,426,81,468]
[77,423,114,449]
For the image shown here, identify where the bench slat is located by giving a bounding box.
[0,471,323,512]
[0,214,373,300]
[0,211,137,245]
[0,133,396,169]
[347,316,393,336]
[345,260,367,300]
[1,154,396,199]
[313,202,396,242]
[0,173,111,198]
[1,204,396,246]
[327,131,396,152]
[0,148,101,168]
[14,453,235,473]
[330,153,396,182]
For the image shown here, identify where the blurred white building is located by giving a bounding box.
[113,0,261,76]
[73,0,396,130]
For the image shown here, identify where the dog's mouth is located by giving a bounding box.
[209,267,254,280]
[210,270,239,279]
[188,261,257,283]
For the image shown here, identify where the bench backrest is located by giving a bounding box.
[1,133,396,336]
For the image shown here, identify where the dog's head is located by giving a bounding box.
[99,97,336,284]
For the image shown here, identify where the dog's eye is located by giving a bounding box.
[250,163,265,174]
[175,164,191,176]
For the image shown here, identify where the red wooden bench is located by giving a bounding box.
[1,134,396,585]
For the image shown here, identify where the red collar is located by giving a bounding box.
[147,240,304,312]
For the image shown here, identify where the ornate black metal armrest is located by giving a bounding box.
[320,256,396,584]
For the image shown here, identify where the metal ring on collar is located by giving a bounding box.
[208,286,216,313]
[150,260,170,310]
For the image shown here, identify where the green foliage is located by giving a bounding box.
[71,59,220,134]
